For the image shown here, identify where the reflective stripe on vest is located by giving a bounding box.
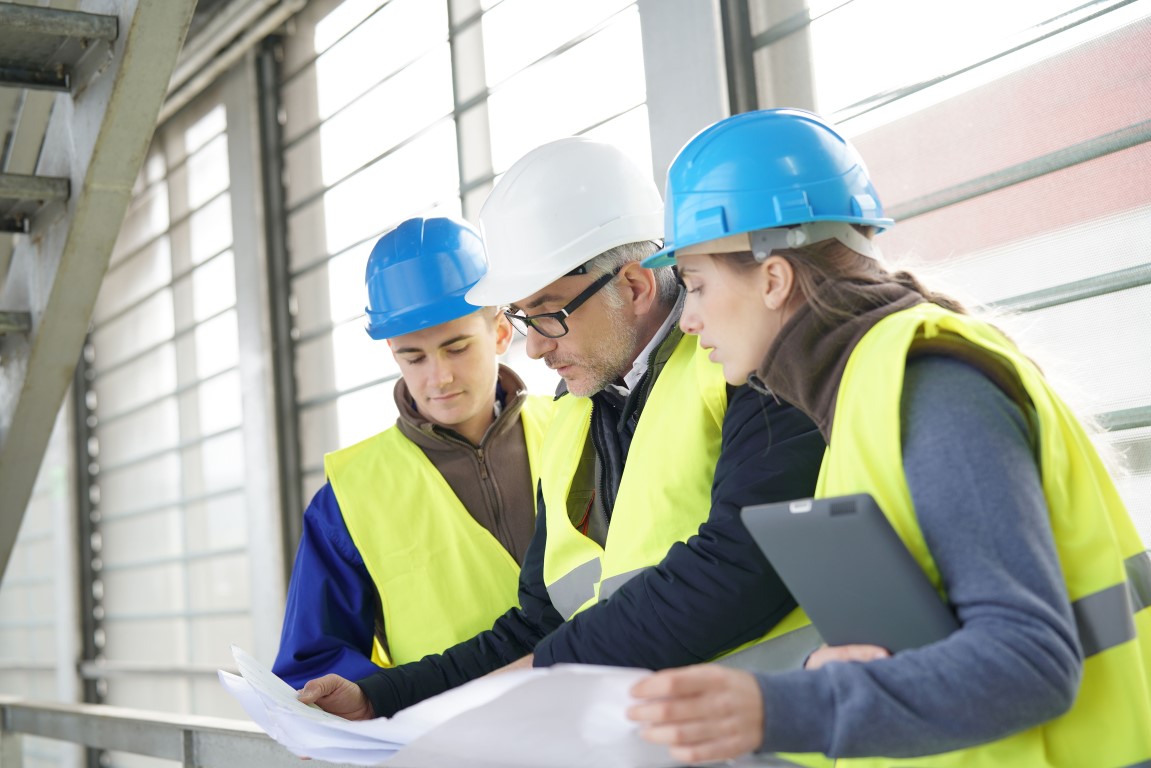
[806,304,1151,768]
[327,395,550,667]
[540,334,727,620]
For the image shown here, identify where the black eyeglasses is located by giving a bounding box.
[504,266,622,339]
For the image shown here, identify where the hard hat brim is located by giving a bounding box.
[641,245,676,269]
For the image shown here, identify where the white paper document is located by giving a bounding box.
[219,645,681,767]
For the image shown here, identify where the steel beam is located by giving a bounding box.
[0,0,197,583]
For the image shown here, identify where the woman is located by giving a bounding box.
[627,108,1151,767]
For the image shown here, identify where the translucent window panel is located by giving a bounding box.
[294,334,339,404]
[182,103,227,156]
[285,45,454,205]
[580,104,652,182]
[190,250,237,323]
[929,206,1151,307]
[92,343,177,422]
[98,455,181,516]
[871,144,1151,274]
[97,398,180,469]
[110,182,170,264]
[16,583,56,625]
[0,588,25,625]
[313,0,447,120]
[292,246,368,337]
[794,0,1106,116]
[325,243,372,326]
[299,400,341,469]
[297,381,399,469]
[93,236,173,324]
[845,21,1151,213]
[1097,426,1151,536]
[0,629,31,664]
[101,562,185,615]
[482,0,634,86]
[185,491,248,552]
[332,318,400,392]
[90,289,175,371]
[193,674,248,720]
[192,308,240,378]
[992,285,1151,417]
[310,0,389,52]
[335,380,400,447]
[285,188,329,272]
[187,552,250,611]
[189,369,243,435]
[99,508,183,565]
[186,192,233,266]
[186,429,246,493]
[301,469,326,507]
[317,119,460,256]
[487,7,647,173]
[103,675,190,715]
[189,615,252,667]
[184,133,230,210]
[294,326,400,403]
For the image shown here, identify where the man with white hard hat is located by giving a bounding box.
[297,138,825,720]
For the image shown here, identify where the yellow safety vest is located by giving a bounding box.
[795,303,1151,768]
[326,395,551,667]
[539,334,728,619]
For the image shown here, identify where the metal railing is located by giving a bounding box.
[0,695,357,768]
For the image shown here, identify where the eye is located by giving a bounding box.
[447,344,469,356]
[402,355,426,365]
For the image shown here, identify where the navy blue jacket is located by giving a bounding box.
[357,381,824,717]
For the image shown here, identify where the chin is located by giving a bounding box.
[724,366,751,387]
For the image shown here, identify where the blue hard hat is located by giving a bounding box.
[364,216,488,340]
[643,108,893,268]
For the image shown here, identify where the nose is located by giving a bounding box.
[679,302,702,336]
[525,328,556,360]
[428,356,454,386]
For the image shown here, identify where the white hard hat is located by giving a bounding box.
[467,136,664,306]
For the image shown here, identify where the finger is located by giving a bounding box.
[627,694,714,726]
[668,735,755,765]
[639,718,740,747]
[630,665,727,699]
[297,674,343,703]
[807,644,890,670]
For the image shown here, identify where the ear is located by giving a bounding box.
[761,255,795,311]
[493,311,514,355]
[617,261,659,316]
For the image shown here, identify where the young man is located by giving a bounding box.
[272,216,551,687]
[296,138,826,719]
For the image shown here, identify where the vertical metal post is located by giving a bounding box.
[719,0,758,114]
[255,36,304,583]
[70,338,104,768]
[0,706,24,768]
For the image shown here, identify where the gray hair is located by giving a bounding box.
[584,241,678,309]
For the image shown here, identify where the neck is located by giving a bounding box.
[629,299,674,365]
[754,281,923,441]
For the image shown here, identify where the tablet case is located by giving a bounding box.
[740,493,959,653]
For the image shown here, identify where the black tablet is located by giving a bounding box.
[740,493,959,653]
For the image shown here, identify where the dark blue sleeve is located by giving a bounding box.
[532,385,825,668]
[272,484,383,688]
[356,483,563,717]
[757,356,1082,758]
